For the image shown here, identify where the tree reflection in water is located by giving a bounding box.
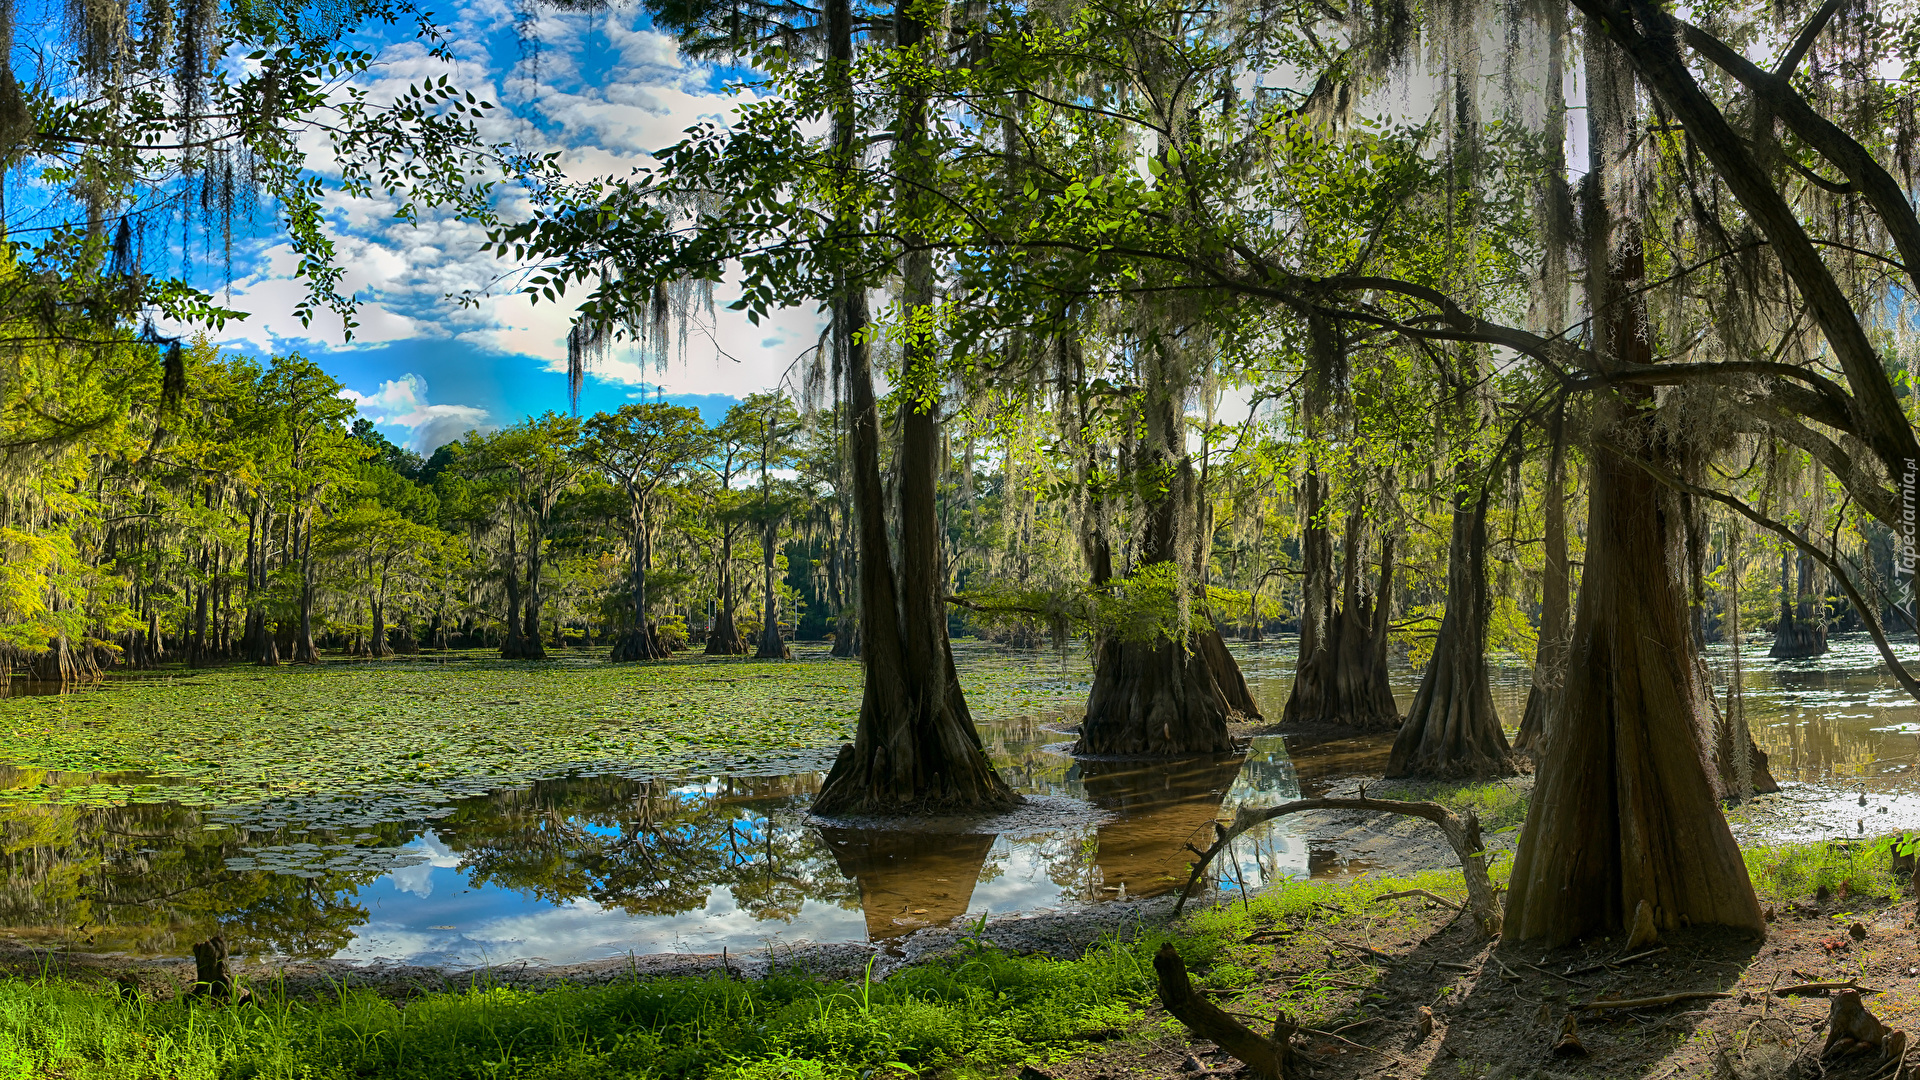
[433,775,860,921]
[0,771,391,957]
[0,739,1309,961]
[820,828,996,939]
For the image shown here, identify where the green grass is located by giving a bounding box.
[1743,834,1909,904]
[0,940,1161,1080]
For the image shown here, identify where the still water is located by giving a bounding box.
[0,635,1904,966]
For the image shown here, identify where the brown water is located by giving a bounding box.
[0,635,1907,966]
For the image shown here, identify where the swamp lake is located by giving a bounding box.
[0,636,1913,968]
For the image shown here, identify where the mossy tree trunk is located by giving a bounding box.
[811,0,1016,816]
[1074,350,1252,758]
[1502,34,1762,946]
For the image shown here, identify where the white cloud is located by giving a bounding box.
[342,372,496,450]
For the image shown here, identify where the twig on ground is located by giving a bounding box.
[1299,1026,1387,1053]
[1567,946,1668,976]
[1579,991,1734,1012]
[1521,960,1599,987]
[1374,889,1464,911]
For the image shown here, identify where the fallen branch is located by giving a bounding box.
[1174,795,1502,938]
[1374,889,1464,911]
[1153,944,1298,1080]
[1579,991,1733,1012]
[1775,980,1885,997]
[1298,1026,1387,1053]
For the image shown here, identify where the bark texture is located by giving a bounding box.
[1076,629,1247,756]
[1517,406,1571,754]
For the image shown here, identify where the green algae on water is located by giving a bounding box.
[0,646,1086,829]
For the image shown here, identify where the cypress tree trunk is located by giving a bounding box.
[370,597,392,658]
[1516,406,1570,753]
[614,509,670,660]
[1074,353,1255,756]
[1388,479,1516,778]
[755,523,790,659]
[502,528,529,659]
[706,523,748,654]
[291,512,321,663]
[1770,549,1828,658]
[521,536,549,661]
[1280,473,1400,732]
[812,0,1016,816]
[1502,33,1761,945]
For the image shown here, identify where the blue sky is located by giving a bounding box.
[183,1,823,449]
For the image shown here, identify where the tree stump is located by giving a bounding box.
[190,937,234,1000]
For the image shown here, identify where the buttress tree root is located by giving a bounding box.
[1174,791,1502,937]
[1500,440,1765,946]
[1074,627,1252,756]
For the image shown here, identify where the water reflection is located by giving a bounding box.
[1711,634,1920,787]
[0,734,1319,963]
[37,633,1910,967]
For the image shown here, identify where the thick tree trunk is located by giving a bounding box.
[1388,480,1516,778]
[810,300,1017,815]
[521,540,549,661]
[1503,36,1761,945]
[755,524,791,659]
[1076,629,1247,756]
[370,599,393,658]
[1280,474,1400,732]
[502,534,530,659]
[291,516,320,663]
[1076,353,1256,757]
[613,513,671,661]
[811,0,1014,816]
[1517,406,1571,753]
[1770,549,1828,658]
[1503,429,1764,945]
[706,526,748,654]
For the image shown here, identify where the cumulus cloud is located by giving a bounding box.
[197,4,808,413]
[342,372,496,450]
